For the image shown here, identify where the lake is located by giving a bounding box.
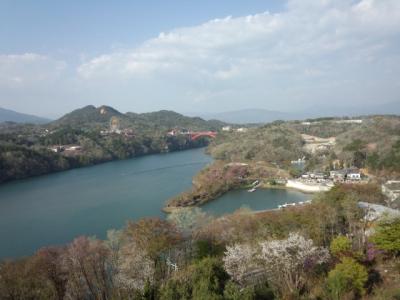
[202,188,308,216]
[0,148,307,259]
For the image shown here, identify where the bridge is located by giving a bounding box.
[167,129,218,140]
[189,131,217,140]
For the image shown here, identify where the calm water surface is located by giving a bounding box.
[0,148,307,259]
[202,188,308,215]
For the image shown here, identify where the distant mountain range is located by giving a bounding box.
[194,101,400,124]
[197,109,292,124]
[3,100,399,126]
[0,107,50,124]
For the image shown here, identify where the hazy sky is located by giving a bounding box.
[0,0,399,118]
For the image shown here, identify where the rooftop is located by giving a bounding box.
[384,180,400,191]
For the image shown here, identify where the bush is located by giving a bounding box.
[223,281,255,300]
[326,257,368,300]
[330,236,352,258]
[160,257,229,300]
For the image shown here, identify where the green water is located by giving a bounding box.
[0,148,307,259]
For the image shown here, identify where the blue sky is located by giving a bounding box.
[0,0,283,59]
[0,0,399,118]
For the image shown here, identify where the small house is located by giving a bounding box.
[330,170,346,181]
[330,168,361,181]
[346,168,361,181]
[313,172,326,180]
[301,172,326,180]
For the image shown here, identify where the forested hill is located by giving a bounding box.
[0,105,227,183]
[52,105,125,127]
[209,115,400,175]
[52,105,226,131]
[131,110,225,131]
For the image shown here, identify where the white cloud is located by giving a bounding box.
[77,11,287,80]
[0,53,66,87]
[76,0,400,113]
[2,0,400,115]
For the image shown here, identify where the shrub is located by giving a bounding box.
[326,257,368,300]
[330,236,352,258]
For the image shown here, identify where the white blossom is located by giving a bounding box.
[258,233,330,294]
[114,243,154,292]
[223,233,330,295]
[223,243,263,284]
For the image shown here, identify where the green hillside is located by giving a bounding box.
[53,105,225,132]
[0,106,226,183]
[207,115,400,175]
[52,105,127,127]
[210,122,305,165]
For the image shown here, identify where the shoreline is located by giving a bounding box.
[286,179,333,193]
[259,183,316,194]
[163,183,313,213]
[0,145,208,186]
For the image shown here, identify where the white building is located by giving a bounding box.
[358,202,400,222]
[334,119,363,124]
[347,170,361,180]
[330,170,347,181]
[65,145,82,151]
[330,168,361,181]
[302,172,326,180]
[382,180,400,202]
[222,126,231,132]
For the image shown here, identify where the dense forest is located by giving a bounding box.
[0,106,224,183]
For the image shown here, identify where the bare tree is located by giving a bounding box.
[63,236,111,300]
[35,246,68,300]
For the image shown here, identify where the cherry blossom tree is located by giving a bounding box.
[223,243,262,285]
[104,229,155,296]
[223,233,330,297]
[258,233,330,297]
[167,207,211,235]
[114,243,154,293]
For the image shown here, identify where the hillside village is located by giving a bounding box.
[165,115,400,217]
